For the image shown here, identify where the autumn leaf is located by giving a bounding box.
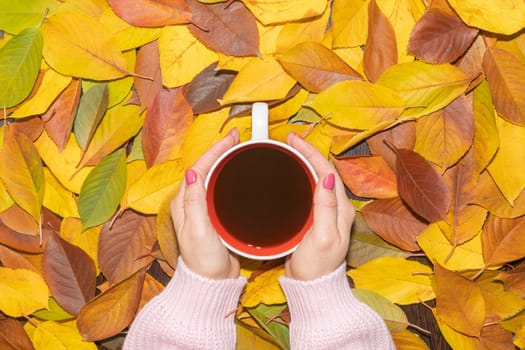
[188,0,260,57]
[0,0,60,35]
[363,0,397,82]
[42,231,96,315]
[394,148,451,223]
[241,266,286,308]
[142,87,193,167]
[0,267,49,317]
[242,0,328,25]
[408,8,478,64]
[98,210,156,285]
[74,83,109,151]
[361,197,427,252]
[133,40,163,111]
[352,288,408,333]
[392,330,430,350]
[107,0,191,28]
[276,41,362,93]
[472,80,499,173]
[0,314,35,350]
[433,262,485,337]
[33,320,97,350]
[77,268,146,341]
[497,263,525,298]
[482,215,525,267]
[0,27,42,108]
[78,149,126,231]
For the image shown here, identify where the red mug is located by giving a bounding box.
[205,103,318,260]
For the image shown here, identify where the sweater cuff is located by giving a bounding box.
[279,263,394,350]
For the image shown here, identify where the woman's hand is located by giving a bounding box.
[170,128,241,279]
[285,132,355,281]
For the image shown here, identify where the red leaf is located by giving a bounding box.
[0,315,34,350]
[188,0,260,57]
[183,62,236,114]
[408,8,479,64]
[395,148,451,222]
[142,87,193,167]
[98,211,156,285]
[42,79,81,151]
[134,40,163,112]
[361,197,427,251]
[107,0,191,27]
[363,0,397,82]
[42,231,97,315]
[331,155,397,199]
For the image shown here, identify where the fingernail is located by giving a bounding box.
[185,169,197,185]
[323,173,335,190]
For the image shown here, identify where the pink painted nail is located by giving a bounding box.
[323,173,335,190]
[185,169,197,185]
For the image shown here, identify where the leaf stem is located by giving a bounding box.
[469,266,487,281]
[408,321,431,335]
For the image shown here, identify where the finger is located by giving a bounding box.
[309,173,339,246]
[192,127,240,177]
[182,168,213,236]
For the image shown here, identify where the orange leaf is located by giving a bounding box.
[434,262,485,337]
[482,215,525,267]
[331,155,397,199]
[361,197,427,252]
[0,314,34,349]
[107,0,191,27]
[363,0,397,82]
[77,268,146,341]
[134,40,163,112]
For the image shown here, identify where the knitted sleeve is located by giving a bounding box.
[123,257,247,350]
[279,263,395,350]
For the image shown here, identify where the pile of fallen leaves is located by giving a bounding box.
[0,0,525,349]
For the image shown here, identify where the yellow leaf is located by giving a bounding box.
[220,57,296,104]
[447,0,525,35]
[0,267,49,317]
[501,312,525,349]
[268,88,309,123]
[242,0,328,25]
[236,323,281,350]
[392,330,430,350]
[434,262,485,337]
[60,217,101,274]
[79,102,143,167]
[159,25,218,88]
[305,124,332,159]
[42,12,128,80]
[275,6,330,52]
[0,131,44,222]
[487,114,525,204]
[473,81,499,173]
[269,123,311,144]
[241,266,286,308]
[10,69,71,118]
[376,61,470,119]
[416,223,485,271]
[435,313,480,350]
[257,21,283,56]
[43,168,79,218]
[333,46,365,76]
[307,80,405,130]
[34,131,92,194]
[347,256,434,305]
[330,0,368,48]
[55,0,109,18]
[477,272,525,323]
[33,320,97,350]
[121,160,184,214]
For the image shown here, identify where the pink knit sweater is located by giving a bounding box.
[124,258,394,349]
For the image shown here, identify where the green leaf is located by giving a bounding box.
[0,0,60,35]
[78,149,127,231]
[32,298,75,321]
[352,288,408,333]
[0,27,42,108]
[74,83,109,151]
[247,303,290,350]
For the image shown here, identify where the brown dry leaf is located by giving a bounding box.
[134,40,163,111]
[483,45,525,126]
[482,215,525,267]
[0,314,35,350]
[497,262,525,298]
[395,148,451,223]
[183,62,236,114]
[276,41,362,93]
[363,0,397,82]
[0,204,39,235]
[0,243,40,273]
[77,268,146,341]
[479,324,515,350]
[98,211,156,285]
[367,121,416,169]
[9,116,43,142]
[331,155,398,199]
[434,262,485,337]
[408,8,478,64]
[42,231,96,315]
[188,0,260,57]
[107,0,191,27]
[42,79,81,151]
[414,95,474,171]
[360,196,427,252]
[142,87,193,167]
